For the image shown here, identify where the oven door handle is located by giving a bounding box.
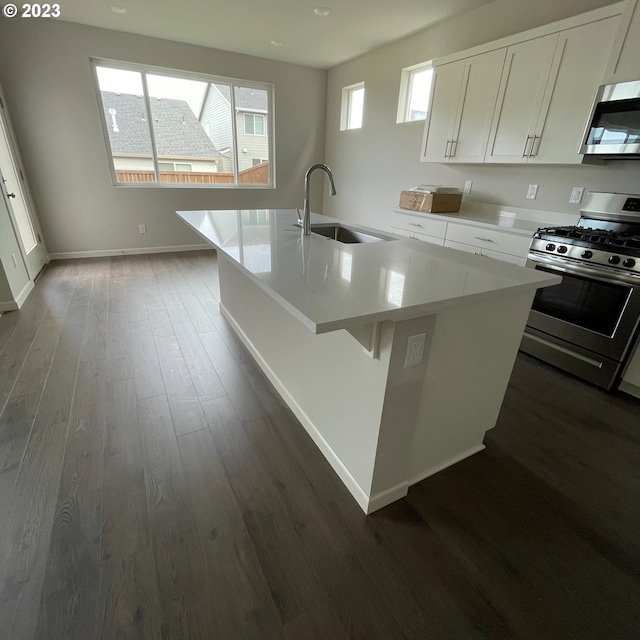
[527,254,640,287]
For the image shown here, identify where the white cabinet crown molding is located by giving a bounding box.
[431,3,624,69]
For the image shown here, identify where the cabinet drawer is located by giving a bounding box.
[391,212,447,238]
[482,248,526,266]
[445,223,530,257]
[444,239,480,254]
[392,226,445,246]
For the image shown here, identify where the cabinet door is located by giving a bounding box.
[529,16,619,164]
[485,34,559,163]
[420,60,463,162]
[449,48,506,163]
[603,0,640,84]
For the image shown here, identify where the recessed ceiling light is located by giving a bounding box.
[270,40,283,47]
[313,7,331,16]
[110,5,128,14]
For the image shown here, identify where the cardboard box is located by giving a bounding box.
[399,190,462,213]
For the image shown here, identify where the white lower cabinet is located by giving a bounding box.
[391,213,531,266]
[444,223,529,265]
[390,211,447,246]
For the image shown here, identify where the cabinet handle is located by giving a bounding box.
[450,139,458,157]
[522,135,533,158]
[474,236,494,243]
[444,140,451,158]
[409,223,424,228]
[529,135,540,157]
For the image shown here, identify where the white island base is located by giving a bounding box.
[218,254,533,514]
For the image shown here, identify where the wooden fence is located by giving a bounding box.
[115,162,268,185]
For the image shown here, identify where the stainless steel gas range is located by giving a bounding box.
[521,192,640,390]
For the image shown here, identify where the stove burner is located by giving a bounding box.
[534,225,640,255]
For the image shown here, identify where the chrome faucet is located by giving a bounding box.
[299,163,337,235]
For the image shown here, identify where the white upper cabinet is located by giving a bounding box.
[603,0,640,84]
[421,60,463,163]
[420,5,622,165]
[484,34,559,163]
[486,17,618,164]
[528,17,618,164]
[421,48,505,163]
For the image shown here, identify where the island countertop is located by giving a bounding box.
[177,208,561,334]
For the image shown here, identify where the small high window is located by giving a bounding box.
[397,63,433,123]
[341,82,365,130]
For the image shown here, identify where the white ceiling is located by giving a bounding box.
[55,0,496,69]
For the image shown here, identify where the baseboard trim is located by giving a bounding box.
[48,244,211,260]
[0,279,35,312]
[366,482,409,514]
[407,444,486,488]
[15,280,34,309]
[619,380,640,400]
[220,302,374,514]
[0,300,19,312]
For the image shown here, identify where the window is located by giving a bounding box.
[397,62,433,123]
[158,162,193,172]
[91,59,274,187]
[341,82,365,130]
[244,113,265,136]
[251,158,268,166]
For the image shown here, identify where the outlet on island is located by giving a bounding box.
[404,333,426,368]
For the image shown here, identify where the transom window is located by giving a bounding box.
[91,59,274,188]
[397,62,434,123]
[341,82,365,130]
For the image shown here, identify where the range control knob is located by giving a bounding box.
[581,250,593,259]
[608,255,621,265]
[557,246,568,254]
[545,243,556,251]
[623,258,636,268]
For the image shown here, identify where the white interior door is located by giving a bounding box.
[0,86,46,280]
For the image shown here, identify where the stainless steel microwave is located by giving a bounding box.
[581,80,640,158]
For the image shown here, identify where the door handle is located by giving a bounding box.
[6,192,16,198]
[529,135,540,157]
[522,135,533,158]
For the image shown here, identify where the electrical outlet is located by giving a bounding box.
[404,333,426,369]
[526,184,538,200]
[139,224,147,234]
[570,187,584,204]
[463,180,473,194]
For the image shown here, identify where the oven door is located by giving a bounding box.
[525,255,640,362]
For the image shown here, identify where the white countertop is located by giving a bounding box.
[393,200,579,235]
[177,208,561,334]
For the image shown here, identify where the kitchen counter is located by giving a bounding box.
[393,200,579,236]
[177,208,560,513]
[178,208,559,332]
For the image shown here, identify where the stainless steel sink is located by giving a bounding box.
[309,223,397,244]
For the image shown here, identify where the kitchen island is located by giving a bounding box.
[177,208,560,513]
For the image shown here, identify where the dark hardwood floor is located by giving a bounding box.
[0,250,638,640]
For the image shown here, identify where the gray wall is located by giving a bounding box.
[0,19,327,255]
[323,0,640,230]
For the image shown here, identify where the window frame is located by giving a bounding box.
[244,113,266,136]
[90,57,276,189]
[396,61,433,124]
[340,81,365,131]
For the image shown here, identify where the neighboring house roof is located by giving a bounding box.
[101,91,221,158]
[210,85,268,111]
